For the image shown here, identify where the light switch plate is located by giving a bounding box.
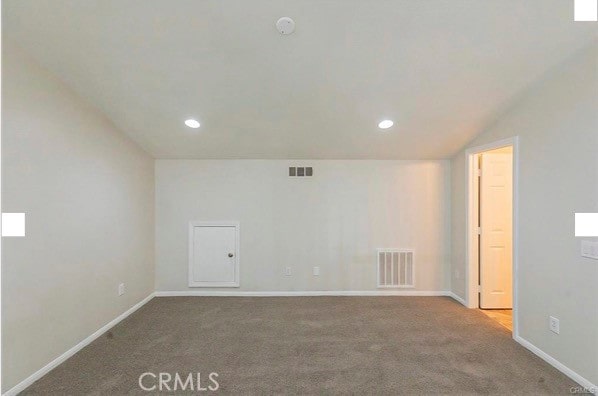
[313,266,320,276]
[581,240,598,259]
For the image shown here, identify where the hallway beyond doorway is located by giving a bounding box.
[480,309,513,332]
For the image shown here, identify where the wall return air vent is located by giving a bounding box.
[377,249,414,288]
[289,167,313,177]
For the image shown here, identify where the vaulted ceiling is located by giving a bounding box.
[3,0,596,159]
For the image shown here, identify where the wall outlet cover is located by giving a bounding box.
[118,283,125,296]
[313,266,320,276]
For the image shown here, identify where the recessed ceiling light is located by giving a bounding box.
[184,119,200,128]
[378,120,393,129]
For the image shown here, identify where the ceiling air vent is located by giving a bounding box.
[377,249,414,288]
[289,167,313,177]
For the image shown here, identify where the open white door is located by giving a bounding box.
[479,149,513,309]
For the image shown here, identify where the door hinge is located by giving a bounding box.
[477,226,482,235]
[477,284,481,293]
[476,168,482,177]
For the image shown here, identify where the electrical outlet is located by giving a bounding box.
[454,269,460,279]
[313,266,320,276]
[549,316,559,334]
[285,267,292,276]
[118,283,125,296]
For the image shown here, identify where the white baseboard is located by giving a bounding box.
[4,293,155,396]
[155,290,451,297]
[514,335,597,394]
[447,291,467,306]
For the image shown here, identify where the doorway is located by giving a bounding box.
[465,138,518,335]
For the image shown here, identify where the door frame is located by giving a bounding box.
[465,137,519,337]
[188,221,240,288]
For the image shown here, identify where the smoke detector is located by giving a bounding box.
[276,17,295,35]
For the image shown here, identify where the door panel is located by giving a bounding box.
[480,151,513,309]
[189,223,239,287]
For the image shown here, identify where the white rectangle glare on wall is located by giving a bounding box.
[575,213,598,237]
[2,213,26,237]
[574,0,598,21]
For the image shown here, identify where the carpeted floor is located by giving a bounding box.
[21,296,577,395]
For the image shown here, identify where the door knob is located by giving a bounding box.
[228,253,234,258]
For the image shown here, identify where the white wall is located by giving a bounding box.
[156,160,451,293]
[451,43,598,385]
[1,42,155,392]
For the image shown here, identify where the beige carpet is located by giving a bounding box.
[21,296,576,395]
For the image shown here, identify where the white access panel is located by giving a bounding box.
[189,221,240,287]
